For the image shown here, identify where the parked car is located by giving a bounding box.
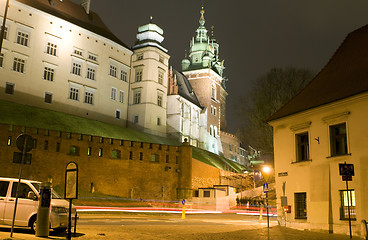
[0,177,77,233]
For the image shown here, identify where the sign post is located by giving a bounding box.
[339,162,354,239]
[65,162,78,240]
[10,134,33,238]
[181,199,186,220]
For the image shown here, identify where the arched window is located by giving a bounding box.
[210,125,213,136]
[213,126,217,138]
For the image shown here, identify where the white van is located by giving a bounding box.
[0,177,77,233]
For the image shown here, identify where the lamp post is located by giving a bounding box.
[0,0,10,53]
[261,165,273,229]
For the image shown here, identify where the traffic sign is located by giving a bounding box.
[16,134,34,152]
[263,183,269,193]
[182,199,186,205]
[13,152,32,165]
[342,175,352,181]
[339,163,354,176]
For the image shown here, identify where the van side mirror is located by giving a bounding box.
[27,191,37,200]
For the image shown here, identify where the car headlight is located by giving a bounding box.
[52,207,68,213]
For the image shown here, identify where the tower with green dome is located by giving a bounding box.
[181,7,228,154]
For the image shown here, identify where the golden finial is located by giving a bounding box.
[149,16,153,23]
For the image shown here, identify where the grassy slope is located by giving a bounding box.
[0,100,245,172]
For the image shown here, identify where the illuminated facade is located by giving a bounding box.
[0,0,244,164]
[268,25,368,237]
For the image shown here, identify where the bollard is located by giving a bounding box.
[259,207,263,221]
[182,205,186,220]
[36,182,52,237]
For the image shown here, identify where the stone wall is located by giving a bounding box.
[1,124,187,201]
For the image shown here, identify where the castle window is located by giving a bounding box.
[73,48,83,56]
[157,117,161,126]
[56,142,60,152]
[43,67,54,81]
[44,140,48,150]
[211,84,216,100]
[134,115,139,124]
[88,53,97,61]
[133,90,141,104]
[139,152,143,161]
[129,151,133,160]
[46,42,57,56]
[44,92,52,104]
[71,62,82,76]
[158,71,163,84]
[16,30,29,46]
[84,91,94,105]
[69,86,79,101]
[115,110,121,119]
[135,69,142,82]
[137,54,143,60]
[150,154,159,163]
[119,91,124,103]
[157,92,163,107]
[86,66,96,80]
[87,147,92,156]
[0,53,4,67]
[109,64,117,77]
[98,148,103,157]
[69,146,80,156]
[13,57,25,73]
[121,70,127,82]
[111,87,117,100]
[159,55,164,63]
[5,82,14,95]
[111,150,121,159]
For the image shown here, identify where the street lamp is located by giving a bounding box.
[0,0,10,53]
[261,165,273,230]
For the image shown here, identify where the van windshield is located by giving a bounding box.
[31,183,62,199]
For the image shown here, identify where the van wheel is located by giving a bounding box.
[29,216,37,234]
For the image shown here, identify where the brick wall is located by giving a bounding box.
[1,124,186,201]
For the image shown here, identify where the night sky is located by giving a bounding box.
[74,0,368,133]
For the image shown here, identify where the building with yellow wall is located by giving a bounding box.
[268,25,368,236]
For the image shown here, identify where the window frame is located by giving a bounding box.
[296,132,310,162]
[294,192,307,219]
[330,122,348,157]
[339,189,356,220]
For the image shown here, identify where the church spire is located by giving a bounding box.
[199,7,205,26]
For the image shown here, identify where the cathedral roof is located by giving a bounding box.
[268,24,368,122]
[16,0,129,49]
[172,69,203,109]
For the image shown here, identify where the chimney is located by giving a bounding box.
[81,0,90,14]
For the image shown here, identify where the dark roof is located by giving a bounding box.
[268,24,368,122]
[173,69,203,108]
[16,0,129,49]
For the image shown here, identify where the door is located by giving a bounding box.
[0,180,10,224]
[3,182,38,226]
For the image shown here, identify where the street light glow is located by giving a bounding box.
[262,166,271,174]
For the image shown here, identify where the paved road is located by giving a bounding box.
[0,213,362,240]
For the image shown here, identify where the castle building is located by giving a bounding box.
[0,0,246,166]
[129,20,170,137]
[180,7,228,155]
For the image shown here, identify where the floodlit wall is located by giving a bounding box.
[270,93,368,237]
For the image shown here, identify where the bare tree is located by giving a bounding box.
[236,67,314,156]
